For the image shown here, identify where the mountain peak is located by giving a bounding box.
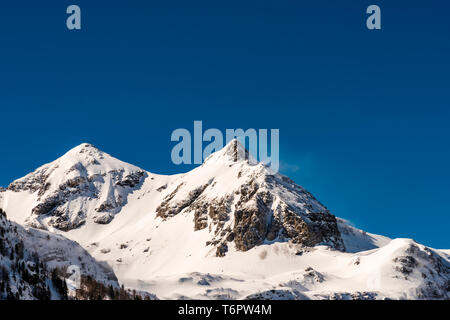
[204,138,252,164]
[63,142,103,158]
[5,142,147,229]
[57,143,142,174]
[71,142,98,151]
[2,141,449,300]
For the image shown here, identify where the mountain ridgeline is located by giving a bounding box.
[0,141,448,300]
[2,141,345,256]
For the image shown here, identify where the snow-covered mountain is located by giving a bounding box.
[0,141,448,300]
[0,208,118,299]
[4,143,147,230]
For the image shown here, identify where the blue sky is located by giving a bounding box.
[0,1,449,248]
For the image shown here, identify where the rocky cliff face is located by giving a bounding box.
[155,140,345,256]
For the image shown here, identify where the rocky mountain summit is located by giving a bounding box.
[155,140,344,256]
[5,144,146,230]
[2,140,344,256]
[1,141,448,300]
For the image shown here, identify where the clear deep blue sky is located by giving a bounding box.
[0,1,449,248]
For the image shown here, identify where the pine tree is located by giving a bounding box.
[62,279,68,300]
[108,284,115,300]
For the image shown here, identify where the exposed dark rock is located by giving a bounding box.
[394,255,418,275]
[17,162,146,230]
[216,242,228,257]
[156,184,167,192]
[116,171,145,188]
[245,289,307,300]
[224,139,250,162]
[66,176,87,189]
[191,195,233,232]
[50,217,85,232]
[153,165,345,256]
[37,182,51,197]
[94,213,114,224]
[303,267,325,283]
[7,169,51,194]
[233,194,272,251]
[392,242,450,299]
[32,197,62,216]
[156,183,210,219]
[194,210,208,231]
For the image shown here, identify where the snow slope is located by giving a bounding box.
[0,141,448,300]
[337,218,391,253]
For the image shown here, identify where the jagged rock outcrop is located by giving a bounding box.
[392,242,450,299]
[156,183,211,219]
